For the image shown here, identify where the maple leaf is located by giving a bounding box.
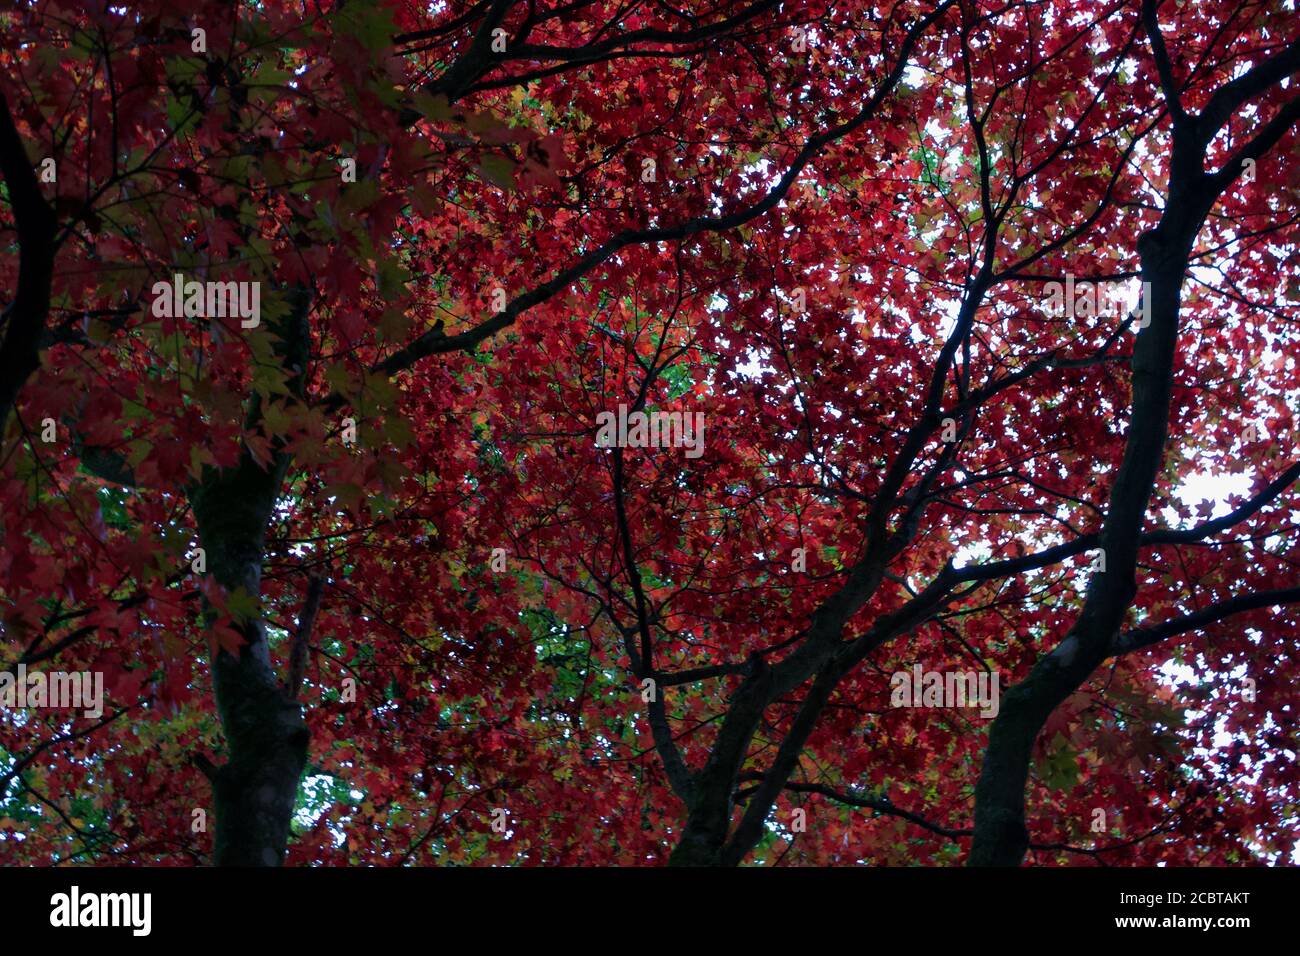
[212,623,247,659]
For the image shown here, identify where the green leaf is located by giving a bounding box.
[1037,733,1080,792]
[224,586,260,624]
[478,154,515,190]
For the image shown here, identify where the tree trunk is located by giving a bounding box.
[0,92,56,436]
[666,668,775,866]
[968,124,1211,865]
[192,450,310,865]
[190,286,313,866]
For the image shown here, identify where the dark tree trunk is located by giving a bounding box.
[190,287,313,866]
[666,669,776,867]
[968,112,1232,866]
[192,458,309,866]
[0,92,56,436]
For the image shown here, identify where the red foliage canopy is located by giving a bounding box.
[1,0,1298,866]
